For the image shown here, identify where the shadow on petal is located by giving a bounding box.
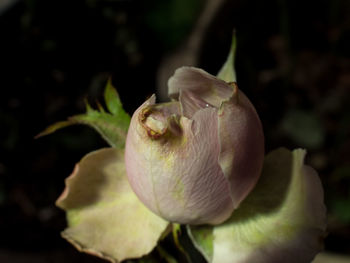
[227,148,293,223]
[188,148,326,263]
[56,150,114,209]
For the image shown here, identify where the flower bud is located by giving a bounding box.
[125,67,264,225]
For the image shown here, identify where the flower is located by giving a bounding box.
[41,37,326,263]
[125,66,264,225]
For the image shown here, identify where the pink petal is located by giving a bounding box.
[168,67,233,110]
[125,98,234,224]
[218,86,264,208]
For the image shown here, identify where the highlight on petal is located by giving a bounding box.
[188,148,327,263]
[56,148,169,263]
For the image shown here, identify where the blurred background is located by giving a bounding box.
[0,0,349,262]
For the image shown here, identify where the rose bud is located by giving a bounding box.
[125,66,264,225]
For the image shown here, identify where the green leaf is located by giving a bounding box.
[56,148,169,262]
[217,32,237,83]
[36,80,131,148]
[188,148,326,263]
[104,78,125,117]
[186,225,213,262]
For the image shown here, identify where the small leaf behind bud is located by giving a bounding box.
[36,79,130,148]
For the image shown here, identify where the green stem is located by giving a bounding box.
[172,223,192,263]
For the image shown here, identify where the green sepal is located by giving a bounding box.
[186,225,213,262]
[36,79,130,148]
[172,224,193,263]
[217,31,237,83]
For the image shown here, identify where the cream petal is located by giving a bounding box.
[57,148,168,262]
[188,148,326,263]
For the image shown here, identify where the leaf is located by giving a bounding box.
[36,80,130,148]
[188,148,326,263]
[186,225,213,262]
[56,148,169,262]
[104,78,126,117]
[217,31,237,83]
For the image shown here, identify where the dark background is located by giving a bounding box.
[0,0,349,262]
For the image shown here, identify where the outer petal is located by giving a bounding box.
[168,67,233,114]
[188,148,327,263]
[56,148,169,262]
[125,97,234,225]
[218,86,264,208]
[168,66,264,211]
